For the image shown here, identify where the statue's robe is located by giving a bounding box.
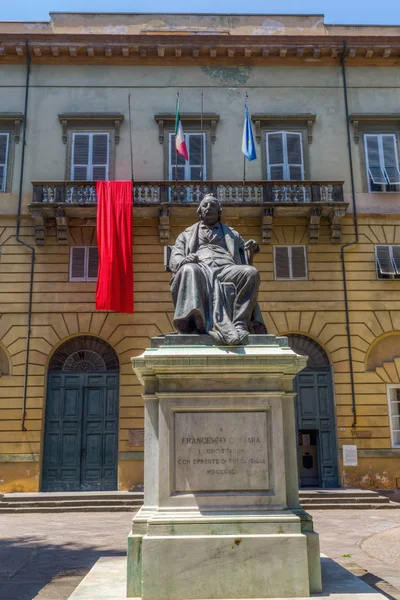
[169,221,267,345]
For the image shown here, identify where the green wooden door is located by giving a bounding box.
[42,372,119,492]
[295,370,339,488]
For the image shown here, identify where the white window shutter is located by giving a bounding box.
[0,133,9,192]
[169,133,185,180]
[286,133,304,180]
[382,135,400,184]
[72,134,90,181]
[87,247,99,280]
[392,246,400,275]
[364,135,386,185]
[266,132,285,180]
[92,133,109,180]
[274,246,290,279]
[291,246,307,279]
[188,133,206,180]
[70,247,86,280]
[376,245,395,275]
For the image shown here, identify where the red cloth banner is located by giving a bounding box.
[96,180,133,313]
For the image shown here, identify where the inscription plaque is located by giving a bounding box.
[174,411,269,492]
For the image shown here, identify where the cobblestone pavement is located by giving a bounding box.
[1,509,400,600]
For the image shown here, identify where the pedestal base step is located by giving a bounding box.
[67,555,387,600]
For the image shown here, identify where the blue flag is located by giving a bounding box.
[242,104,257,161]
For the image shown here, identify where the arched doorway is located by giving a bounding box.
[42,336,119,492]
[287,334,339,489]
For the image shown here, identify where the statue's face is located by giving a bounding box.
[199,198,220,226]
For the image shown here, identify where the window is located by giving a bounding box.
[375,245,400,279]
[266,131,304,180]
[364,134,400,192]
[388,386,400,447]
[71,133,109,181]
[0,133,9,192]
[69,247,98,282]
[168,133,206,181]
[274,246,307,280]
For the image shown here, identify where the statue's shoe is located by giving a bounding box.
[236,328,250,343]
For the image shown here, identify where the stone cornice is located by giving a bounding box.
[251,114,316,144]
[58,112,124,144]
[1,34,400,65]
[0,112,24,142]
[154,113,220,144]
[349,113,400,143]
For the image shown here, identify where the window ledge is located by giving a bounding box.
[154,113,220,144]
[57,112,125,144]
[251,113,316,144]
[0,112,24,143]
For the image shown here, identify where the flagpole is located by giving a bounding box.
[200,90,204,182]
[175,91,179,183]
[128,93,135,185]
[242,92,248,201]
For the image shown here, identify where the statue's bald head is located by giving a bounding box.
[197,195,222,226]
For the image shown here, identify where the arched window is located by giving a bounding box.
[48,336,118,372]
[286,334,330,369]
[0,346,10,376]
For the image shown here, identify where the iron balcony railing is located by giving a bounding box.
[31,180,345,205]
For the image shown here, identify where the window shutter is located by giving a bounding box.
[286,133,304,181]
[391,246,400,275]
[70,247,86,280]
[72,134,90,181]
[291,246,307,279]
[274,246,290,279]
[364,135,386,184]
[382,135,400,184]
[169,134,185,180]
[376,245,395,275]
[92,133,109,180]
[266,132,285,180]
[188,133,206,180]
[0,133,9,192]
[87,247,99,280]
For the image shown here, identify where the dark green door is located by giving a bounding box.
[42,372,119,492]
[295,370,339,488]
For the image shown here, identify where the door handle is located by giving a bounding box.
[81,448,86,458]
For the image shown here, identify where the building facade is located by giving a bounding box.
[1,12,400,492]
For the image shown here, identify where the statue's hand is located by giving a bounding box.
[180,253,199,267]
[245,240,259,255]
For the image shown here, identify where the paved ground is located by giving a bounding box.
[1,510,400,600]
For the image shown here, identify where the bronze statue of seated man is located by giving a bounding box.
[169,194,267,346]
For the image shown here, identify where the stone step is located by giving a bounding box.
[298,489,381,498]
[0,504,138,513]
[299,496,390,504]
[0,499,143,508]
[301,502,400,510]
[2,491,143,502]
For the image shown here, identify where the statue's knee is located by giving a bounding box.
[246,266,259,282]
[181,263,201,276]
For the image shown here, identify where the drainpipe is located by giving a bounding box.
[16,41,34,431]
[340,41,359,429]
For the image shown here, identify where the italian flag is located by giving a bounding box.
[175,97,189,161]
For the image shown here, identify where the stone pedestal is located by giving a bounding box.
[128,334,322,600]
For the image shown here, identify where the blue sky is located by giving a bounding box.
[1,0,400,25]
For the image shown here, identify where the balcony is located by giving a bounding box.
[29,179,347,245]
